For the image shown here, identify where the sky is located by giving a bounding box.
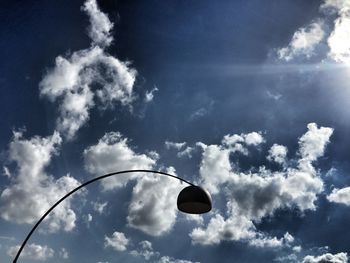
[1,0,350,262]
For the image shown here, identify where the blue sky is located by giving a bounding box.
[1,0,350,262]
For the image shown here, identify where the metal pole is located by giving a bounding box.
[13,169,194,263]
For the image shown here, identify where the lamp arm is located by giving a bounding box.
[13,169,194,263]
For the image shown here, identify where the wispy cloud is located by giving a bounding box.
[82,0,114,47]
[40,0,138,140]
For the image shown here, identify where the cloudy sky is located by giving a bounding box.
[1,0,350,262]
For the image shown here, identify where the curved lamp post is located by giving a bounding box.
[13,169,212,263]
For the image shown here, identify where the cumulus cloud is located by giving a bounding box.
[198,144,231,195]
[277,0,350,64]
[321,0,350,11]
[327,187,350,205]
[190,213,255,245]
[191,123,332,246]
[84,133,184,236]
[84,132,157,191]
[130,240,158,261]
[0,131,80,232]
[40,0,138,140]
[267,144,288,165]
[104,231,129,252]
[298,123,333,174]
[326,10,350,63]
[7,243,54,261]
[249,232,294,248]
[198,131,265,195]
[127,167,183,236]
[277,21,325,61]
[222,131,264,154]
[302,252,348,263]
[130,240,198,263]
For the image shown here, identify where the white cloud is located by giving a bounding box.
[92,201,108,214]
[184,214,204,225]
[40,0,137,140]
[165,141,195,158]
[59,248,69,259]
[2,166,11,178]
[298,123,333,174]
[82,0,114,47]
[0,131,80,232]
[7,243,54,261]
[130,240,198,263]
[87,213,93,222]
[165,141,186,150]
[127,167,183,236]
[293,246,302,253]
[104,231,129,252]
[327,186,350,205]
[249,232,294,248]
[130,240,158,261]
[278,21,325,61]
[84,133,184,236]
[190,213,255,245]
[189,107,209,120]
[302,252,348,263]
[277,0,350,64]
[40,46,136,140]
[327,11,350,63]
[275,253,298,262]
[177,146,195,158]
[145,87,159,102]
[267,144,288,165]
[0,236,15,241]
[198,144,232,195]
[158,257,199,263]
[321,0,350,14]
[245,132,265,146]
[84,132,157,191]
[222,131,264,154]
[191,123,332,246]
[199,131,265,195]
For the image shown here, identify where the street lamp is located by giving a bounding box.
[13,169,212,263]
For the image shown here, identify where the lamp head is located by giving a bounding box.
[177,185,212,214]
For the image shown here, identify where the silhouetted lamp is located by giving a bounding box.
[13,169,212,263]
[177,185,212,214]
